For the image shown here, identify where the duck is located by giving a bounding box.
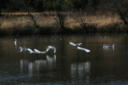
[103,44,115,49]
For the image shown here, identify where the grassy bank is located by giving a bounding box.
[0,12,128,34]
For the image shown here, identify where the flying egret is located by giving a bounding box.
[69,42,91,53]
[27,48,34,54]
[69,42,82,47]
[77,46,91,53]
[19,46,27,53]
[34,49,47,54]
[34,46,56,54]
[18,45,57,55]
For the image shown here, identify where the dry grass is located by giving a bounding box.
[0,12,126,33]
[86,14,122,28]
[0,16,33,31]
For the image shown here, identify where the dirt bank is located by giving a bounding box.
[0,12,127,34]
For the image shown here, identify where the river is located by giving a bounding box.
[0,34,128,85]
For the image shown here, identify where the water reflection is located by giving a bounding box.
[20,55,56,77]
[71,61,91,85]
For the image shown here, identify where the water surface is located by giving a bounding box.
[0,34,128,85]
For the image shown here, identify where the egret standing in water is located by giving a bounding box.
[14,39,17,47]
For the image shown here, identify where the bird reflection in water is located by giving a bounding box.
[20,55,56,77]
[14,38,57,78]
[71,61,91,85]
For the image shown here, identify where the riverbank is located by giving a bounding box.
[0,12,127,34]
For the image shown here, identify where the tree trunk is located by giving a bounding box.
[27,8,39,31]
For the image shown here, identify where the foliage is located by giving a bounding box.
[1,0,89,11]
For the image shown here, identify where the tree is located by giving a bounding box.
[114,0,128,25]
[0,0,9,15]
[92,0,99,9]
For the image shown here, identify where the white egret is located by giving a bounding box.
[14,39,17,47]
[77,46,91,53]
[18,45,56,55]
[69,42,82,47]
[26,48,34,54]
[33,46,56,54]
[46,46,56,54]
[19,47,34,54]
[34,49,47,54]
[69,42,91,53]
[19,46,27,53]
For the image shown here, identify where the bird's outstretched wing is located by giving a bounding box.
[77,46,91,53]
